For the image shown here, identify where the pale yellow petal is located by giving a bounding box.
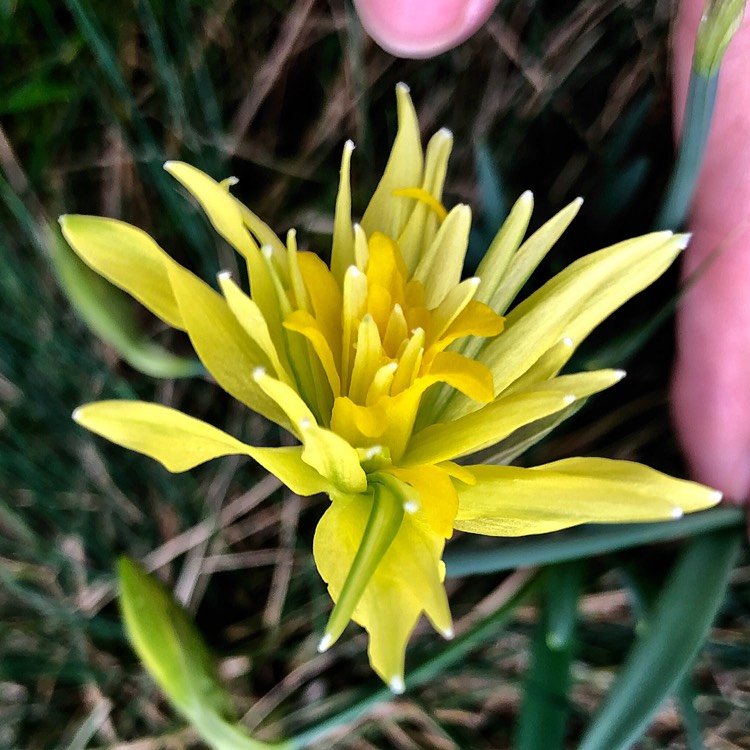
[454,459,721,536]
[217,272,292,385]
[397,128,453,273]
[166,261,290,429]
[404,390,571,466]
[361,84,424,240]
[331,140,356,284]
[164,161,261,259]
[73,401,331,495]
[59,215,183,329]
[444,232,685,421]
[164,162,287,345]
[252,369,367,494]
[386,464,458,538]
[473,190,534,304]
[412,205,472,307]
[313,493,451,689]
[483,197,583,315]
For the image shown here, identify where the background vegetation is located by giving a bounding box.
[1,1,748,748]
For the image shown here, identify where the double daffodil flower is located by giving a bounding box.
[61,84,719,692]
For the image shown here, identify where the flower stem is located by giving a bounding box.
[655,68,718,230]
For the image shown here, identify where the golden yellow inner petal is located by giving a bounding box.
[392,187,448,223]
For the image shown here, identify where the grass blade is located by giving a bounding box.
[444,506,743,577]
[577,527,742,750]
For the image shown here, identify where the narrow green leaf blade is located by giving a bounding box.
[577,528,742,750]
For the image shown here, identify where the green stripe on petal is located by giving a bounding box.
[454,459,721,536]
[73,401,331,496]
[313,486,451,690]
[59,215,184,330]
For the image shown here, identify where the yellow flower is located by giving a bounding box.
[60,84,720,692]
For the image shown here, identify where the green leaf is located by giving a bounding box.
[444,506,743,576]
[118,559,287,750]
[51,228,203,379]
[516,600,575,750]
[118,558,234,720]
[577,528,742,750]
[0,79,76,114]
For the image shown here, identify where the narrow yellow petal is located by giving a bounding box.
[392,187,447,223]
[397,128,453,273]
[412,205,472,307]
[283,310,342,397]
[73,401,331,495]
[480,197,583,315]
[296,251,343,362]
[163,162,287,348]
[386,464,458,539]
[331,140,356,284]
[164,161,261,260]
[454,459,721,536]
[473,190,534,305]
[361,83,424,240]
[404,390,572,466]
[166,261,289,429]
[217,272,292,385]
[59,215,183,329]
[428,351,495,403]
[253,369,367,494]
[444,232,685,422]
[349,315,385,405]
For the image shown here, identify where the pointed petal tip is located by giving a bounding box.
[389,676,406,695]
[396,82,411,94]
[672,506,684,519]
[563,395,576,405]
[344,139,355,152]
[403,499,419,514]
[711,489,723,503]
[437,126,453,139]
[317,633,333,653]
[71,406,83,423]
[441,626,455,640]
[520,189,533,201]
[676,233,692,250]
[614,369,627,381]
[217,270,232,281]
